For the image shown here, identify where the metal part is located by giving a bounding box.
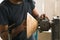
[38,17,50,32]
[51,16,60,40]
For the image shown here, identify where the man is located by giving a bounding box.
[0,0,47,40]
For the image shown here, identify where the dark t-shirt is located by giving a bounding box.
[0,0,35,40]
[0,0,35,26]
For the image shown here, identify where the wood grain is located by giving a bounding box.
[27,13,38,38]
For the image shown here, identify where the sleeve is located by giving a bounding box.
[0,7,8,25]
[29,0,35,10]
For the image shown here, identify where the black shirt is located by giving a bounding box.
[0,0,35,40]
[0,0,35,27]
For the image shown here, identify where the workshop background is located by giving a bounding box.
[34,0,60,40]
[0,0,60,40]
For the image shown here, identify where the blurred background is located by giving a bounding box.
[34,0,60,40]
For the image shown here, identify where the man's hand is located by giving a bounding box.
[0,25,8,40]
[32,8,50,32]
[11,20,26,38]
[40,14,49,21]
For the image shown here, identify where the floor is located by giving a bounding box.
[38,31,51,40]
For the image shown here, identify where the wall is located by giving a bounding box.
[34,0,60,20]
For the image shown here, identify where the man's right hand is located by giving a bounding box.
[0,25,8,40]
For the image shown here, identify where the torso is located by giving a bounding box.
[2,0,27,26]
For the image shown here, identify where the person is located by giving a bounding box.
[0,0,48,40]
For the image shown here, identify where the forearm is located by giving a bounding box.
[11,20,26,38]
[32,8,40,20]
